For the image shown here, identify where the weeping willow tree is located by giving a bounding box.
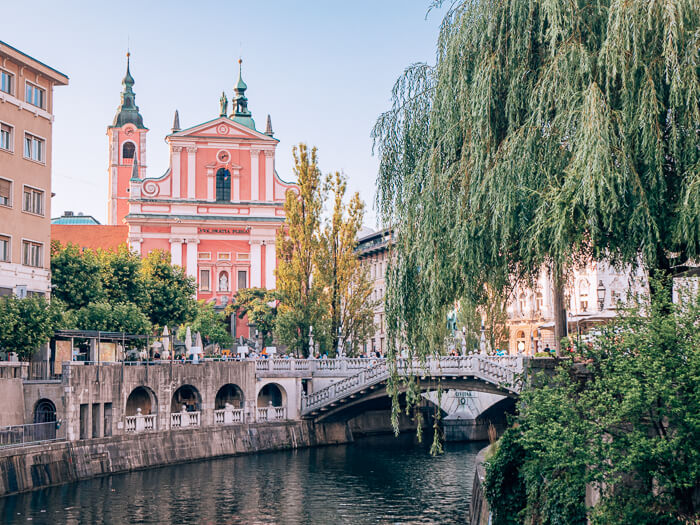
[373,0,699,423]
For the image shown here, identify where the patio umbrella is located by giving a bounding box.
[185,327,192,356]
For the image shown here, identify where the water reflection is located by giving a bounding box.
[1,435,485,524]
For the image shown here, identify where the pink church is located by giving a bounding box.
[106,56,296,336]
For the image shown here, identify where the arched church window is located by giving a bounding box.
[122,142,135,160]
[216,169,231,201]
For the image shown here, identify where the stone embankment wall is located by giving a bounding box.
[0,420,350,497]
[469,445,491,525]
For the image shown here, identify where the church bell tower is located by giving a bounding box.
[107,53,148,225]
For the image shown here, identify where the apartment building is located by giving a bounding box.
[0,41,68,297]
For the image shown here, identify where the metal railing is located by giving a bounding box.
[0,421,64,447]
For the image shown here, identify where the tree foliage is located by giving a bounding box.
[317,172,376,355]
[67,301,152,334]
[189,301,232,347]
[50,241,104,310]
[140,249,196,328]
[485,285,700,523]
[373,0,700,360]
[228,288,278,346]
[275,144,326,355]
[0,296,65,361]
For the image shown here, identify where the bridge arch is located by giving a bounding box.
[215,384,245,409]
[171,384,202,412]
[126,386,158,416]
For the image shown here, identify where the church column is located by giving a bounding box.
[265,240,276,289]
[206,168,214,201]
[185,238,199,278]
[250,240,262,288]
[170,238,183,267]
[187,146,197,199]
[264,150,274,201]
[232,169,241,202]
[171,146,182,198]
[250,148,260,201]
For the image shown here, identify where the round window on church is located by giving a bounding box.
[217,150,230,163]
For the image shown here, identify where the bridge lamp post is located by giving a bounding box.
[479,321,487,355]
[308,325,315,359]
[461,326,467,356]
[597,280,606,311]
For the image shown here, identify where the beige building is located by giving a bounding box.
[0,41,68,297]
[357,228,393,355]
[505,261,648,354]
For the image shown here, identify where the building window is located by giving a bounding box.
[0,70,13,95]
[236,253,249,261]
[198,252,211,260]
[237,270,247,290]
[218,271,229,292]
[24,134,44,163]
[0,235,9,262]
[23,187,44,215]
[536,292,543,312]
[25,82,45,109]
[22,240,42,267]
[0,178,11,207]
[216,168,231,201]
[122,141,135,160]
[217,252,231,261]
[200,269,210,291]
[0,123,12,151]
[518,293,526,315]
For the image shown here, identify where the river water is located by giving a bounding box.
[1,435,485,524]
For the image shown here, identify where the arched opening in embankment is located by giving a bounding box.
[257,383,286,408]
[171,384,202,413]
[215,384,245,409]
[126,386,158,416]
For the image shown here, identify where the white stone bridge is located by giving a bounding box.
[273,355,526,421]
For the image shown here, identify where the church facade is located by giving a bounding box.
[106,56,296,335]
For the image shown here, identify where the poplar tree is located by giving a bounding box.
[275,144,326,355]
[317,172,376,355]
[373,0,700,362]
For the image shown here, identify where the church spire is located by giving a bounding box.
[265,114,274,137]
[172,109,181,132]
[230,58,256,130]
[130,151,140,181]
[112,52,146,129]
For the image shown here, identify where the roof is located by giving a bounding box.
[51,225,129,251]
[51,213,100,225]
[0,40,69,84]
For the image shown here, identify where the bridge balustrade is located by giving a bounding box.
[214,408,245,425]
[256,406,287,422]
[125,411,157,433]
[170,411,201,429]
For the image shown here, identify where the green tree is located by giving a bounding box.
[67,301,152,334]
[317,172,376,355]
[98,245,149,308]
[50,242,104,310]
[485,285,700,523]
[275,144,328,355]
[141,249,196,328]
[190,301,232,347]
[227,288,278,346]
[0,296,65,361]
[373,0,700,362]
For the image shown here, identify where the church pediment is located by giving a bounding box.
[170,117,277,142]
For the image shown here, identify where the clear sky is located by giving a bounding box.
[1,1,444,227]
